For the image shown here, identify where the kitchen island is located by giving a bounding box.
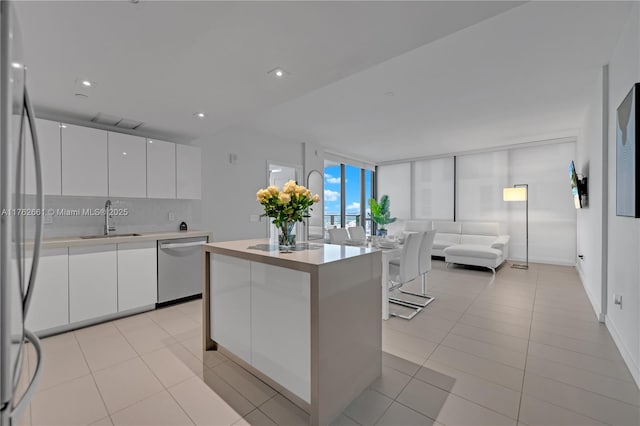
[202,239,382,426]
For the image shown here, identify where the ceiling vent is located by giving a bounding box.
[91,113,144,130]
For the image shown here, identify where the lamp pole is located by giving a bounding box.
[513,184,528,269]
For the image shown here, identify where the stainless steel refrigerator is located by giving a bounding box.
[0,1,44,424]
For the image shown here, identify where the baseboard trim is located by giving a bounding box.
[506,257,575,266]
[605,316,640,389]
[575,265,604,322]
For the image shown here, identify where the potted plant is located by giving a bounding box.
[368,195,396,237]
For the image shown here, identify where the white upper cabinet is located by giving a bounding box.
[61,124,108,196]
[176,144,201,200]
[146,139,176,199]
[108,132,146,198]
[25,119,62,195]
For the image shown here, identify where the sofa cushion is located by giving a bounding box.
[460,234,496,246]
[433,221,462,234]
[461,222,499,236]
[444,244,502,260]
[435,233,461,245]
[405,220,432,232]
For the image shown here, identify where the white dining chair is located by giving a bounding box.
[388,231,424,320]
[399,229,436,307]
[347,226,366,241]
[328,228,349,244]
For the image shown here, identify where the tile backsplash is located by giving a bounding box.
[25,195,202,238]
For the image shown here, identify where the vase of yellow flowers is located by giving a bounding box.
[256,180,320,252]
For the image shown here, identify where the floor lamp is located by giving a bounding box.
[503,184,528,269]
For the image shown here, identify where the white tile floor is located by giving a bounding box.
[15,260,640,426]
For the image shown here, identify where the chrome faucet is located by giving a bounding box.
[104,199,116,236]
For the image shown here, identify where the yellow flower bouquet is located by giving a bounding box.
[256,180,320,251]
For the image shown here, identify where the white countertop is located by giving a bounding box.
[203,238,379,270]
[32,230,212,249]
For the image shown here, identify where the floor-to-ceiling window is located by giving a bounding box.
[324,161,342,228]
[345,164,361,227]
[324,159,374,235]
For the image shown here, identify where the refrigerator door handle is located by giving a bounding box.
[22,86,42,315]
[9,329,42,422]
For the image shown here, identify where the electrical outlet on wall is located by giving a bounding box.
[614,294,623,309]
[168,212,175,221]
[43,214,53,225]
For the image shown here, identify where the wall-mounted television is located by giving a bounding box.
[569,160,588,209]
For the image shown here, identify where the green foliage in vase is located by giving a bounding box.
[368,195,397,229]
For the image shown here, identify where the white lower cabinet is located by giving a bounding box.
[210,254,251,363]
[117,241,157,312]
[69,245,118,323]
[25,248,69,333]
[251,262,310,403]
[210,256,310,403]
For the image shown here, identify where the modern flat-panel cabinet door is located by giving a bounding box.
[69,245,118,323]
[117,241,157,312]
[210,254,251,363]
[108,132,146,198]
[25,119,62,195]
[251,262,311,403]
[25,248,69,333]
[146,139,176,199]
[61,124,108,196]
[176,144,201,199]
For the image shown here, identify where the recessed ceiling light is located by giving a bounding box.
[59,124,67,128]
[148,140,153,144]
[194,112,205,118]
[11,62,23,69]
[122,152,127,156]
[82,80,92,87]
[268,67,288,78]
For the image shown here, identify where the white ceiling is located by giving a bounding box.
[14,0,522,143]
[15,1,631,162]
[247,1,632,162]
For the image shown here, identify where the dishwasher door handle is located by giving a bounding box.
[159,241,206,249]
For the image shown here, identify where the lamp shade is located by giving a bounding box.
[503,187,527,201]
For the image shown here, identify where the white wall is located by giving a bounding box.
[604,2,640,386]
[576,69,606,320]
[194,126,303,242]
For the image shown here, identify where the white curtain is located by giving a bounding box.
[377,163,411,220]
[413,157,454,220]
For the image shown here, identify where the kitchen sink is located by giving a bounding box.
[80,233,143,239]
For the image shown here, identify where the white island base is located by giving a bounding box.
[203,239,382,426]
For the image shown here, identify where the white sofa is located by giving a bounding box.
[433,221,510,273]
[393,219,510,272]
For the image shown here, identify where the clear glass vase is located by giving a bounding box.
[278,222,296,252]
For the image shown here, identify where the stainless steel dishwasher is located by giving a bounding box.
[157,236,208,304]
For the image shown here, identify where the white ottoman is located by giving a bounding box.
[443,244,504,273]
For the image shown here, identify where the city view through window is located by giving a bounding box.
[324,162,374,235]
